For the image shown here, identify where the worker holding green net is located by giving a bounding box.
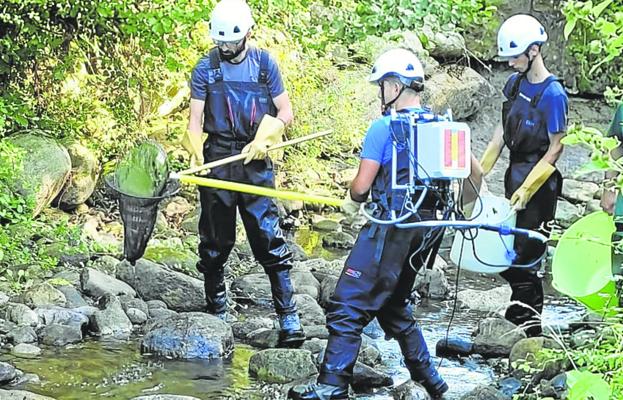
[181,0,305,347]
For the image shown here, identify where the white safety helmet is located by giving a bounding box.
[368,48,425,90]
[497,14,548,58]
[209,0,254,42]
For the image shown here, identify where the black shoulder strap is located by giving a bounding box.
[208,47,223,82]
[258,48,269,85]
[507,73,524,101]
[531,75,564,107]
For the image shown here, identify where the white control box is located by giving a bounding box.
[416,121,471,179]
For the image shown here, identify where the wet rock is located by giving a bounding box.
[0,362,17,384]
[21,283,66,308]
[318,275,338,308]
[142,244,199,273]
[11,343,41,358]
[291,268,321,300]
[359,336,381,367]
[89,255,120,275]
[122,298,149,316]
[311,217,341,232]
[459,385,507,400]
[141,312,233,359]
[0,292,9,307]
[294,294,325,326]
[55,285,88,308]
[555,199,583,228]
[423,66,496,120]
[38,323,83,346]
[0,320,17,336]
[509,337,567,380]
[231,316,274,340]
[352,362,393,390]
[457,286,511,313]
[116,259,205,312]
[90,294,132,337]
[126,308,148,325]
[163,196,193,218]
[497,376,523,398]
[72,305,98,320]
[473,317,526,357]
[51,270,81,287]
[305,325,329,340]
[249,348,317,383]
[585,199,602,215]
[4,304,38,327]
[81,267,136,299]
[301,338,327,354]
[435,337,474,358]
[561,179,599,203]
[363,318,384,339]
[570,329,595,348]
[391,379,432,399]
[35,306,89,329]
[539,372,567,398]
[414,264,449,300]
[57,142,99,210]
[7,326,37,344]
[322,231,355,249]
[0,390,55,399]
[146,300,168,310]
[132,396,201,400]
[231,273,273,307]
[149,308,178,320]
[247,329,280,349]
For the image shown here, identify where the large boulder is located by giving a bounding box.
[57,142,99,210]
[5,133,71,216]
[81,268,136,299]
[141,312,234,359]
[422,66,496,120]
[89,294,132,337]
[248,348,317,383]
[21,283,66,308]
[473,317,526,357]
[116,259,205,312]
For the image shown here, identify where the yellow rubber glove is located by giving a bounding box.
[510,160,556,210]
[341,192,362,216]
[242,115,285,164]
[479,142,501,176]
[181,130,205,169]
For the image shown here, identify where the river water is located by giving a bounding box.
[1,229,585,400]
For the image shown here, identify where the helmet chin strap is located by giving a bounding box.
[380,81,406,115]
[219,37,247,62]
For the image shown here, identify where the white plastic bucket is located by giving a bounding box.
[450,194,516,273]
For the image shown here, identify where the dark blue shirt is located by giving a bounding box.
[503,74,568,135]
[190,47,285,100]
[607,103,623,141]
[360,107,427,165]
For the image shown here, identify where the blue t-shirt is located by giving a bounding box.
[503,73,568,135]
[190,47,285,101]
[360,108,427,165]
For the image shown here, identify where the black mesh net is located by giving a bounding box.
[105,174,180,265]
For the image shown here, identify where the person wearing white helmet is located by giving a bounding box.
[479,14,568,337]
[182,0,304,347]
[287,48,488,400]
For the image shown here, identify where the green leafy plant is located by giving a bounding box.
[562,0,623,92]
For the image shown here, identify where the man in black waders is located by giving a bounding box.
[182,0,305,347]
[289,48,484,400]
[479,14,568,337]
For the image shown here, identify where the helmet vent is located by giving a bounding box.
[510,41,517,48]
[234,26,241,33]
[219,31,225,36]
[406,63,414,71]
[540,27,545,35]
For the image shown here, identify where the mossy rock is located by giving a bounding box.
[248,348,317,383]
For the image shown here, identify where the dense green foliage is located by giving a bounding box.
[562,0,623,93]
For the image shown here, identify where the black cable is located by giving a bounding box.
[437,229,463,370]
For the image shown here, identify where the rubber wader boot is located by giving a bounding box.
[287,383,348,400]
[269,269,306,347]
[399,328,449,398]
